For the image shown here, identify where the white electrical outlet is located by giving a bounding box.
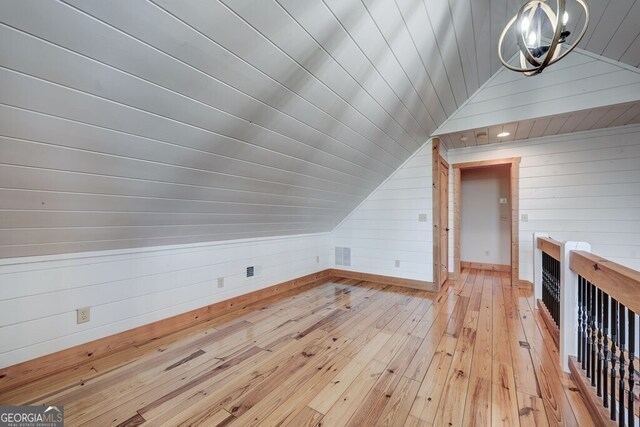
[499,198,508,204]
[521,213,529,222]
[395,259,400,268]
[418,213,428,222]
[217,277,224,288]
[485,250,490,256]
[316,256,320,263]
[77,307,90,324]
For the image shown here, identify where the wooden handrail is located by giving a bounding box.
[570,250,640,314]
[537,237,561,262]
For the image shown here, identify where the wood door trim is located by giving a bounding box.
[432,138,448,291]
[453,157,521,286]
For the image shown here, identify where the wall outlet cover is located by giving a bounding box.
[217,277,224,288]
[395,259,400,268]
[521,213,529,222]
[418,213,428,222]
[77,307,90,324]
[499,198,508,204]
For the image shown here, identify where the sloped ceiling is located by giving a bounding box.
[1,0,639,258]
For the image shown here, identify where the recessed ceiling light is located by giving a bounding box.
[459,136,468,142]
[497,132,511,138]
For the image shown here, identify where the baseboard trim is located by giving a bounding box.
[329,269,438,292]
[536,299,560,350]
[0,269,332,394]
[460,261,511,272]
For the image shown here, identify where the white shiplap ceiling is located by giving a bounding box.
[1,0,639,257]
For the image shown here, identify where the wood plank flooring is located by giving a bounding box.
[0,269,595,426]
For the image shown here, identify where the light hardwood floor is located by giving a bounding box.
[0,269,595,426]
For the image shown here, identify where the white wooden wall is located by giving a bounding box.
[436,50,640,135]
[0,233,330,369]
[332,141,433,282]
[447,124,640,281]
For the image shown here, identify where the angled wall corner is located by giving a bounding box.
[331,140,435,282]
[434,49,640,135]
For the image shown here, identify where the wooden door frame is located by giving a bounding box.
[452,157,521,286]
[432,138,449,290]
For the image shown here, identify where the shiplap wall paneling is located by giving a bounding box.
[445,0,481,99]
[436,50,640,135]
[584,0,634,54]
[210,0,427,143]
[304,0,434,136]
[0,9,396,178]
[332,141,433,282]
[447,125,640,281]
[1,0,405,257]
[362,0,448,124]
[395,0,460,117]
[0,233,331,369]
[421,0,469,107]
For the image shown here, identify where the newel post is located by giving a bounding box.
[559,240,591,373]
[533,232,549,302]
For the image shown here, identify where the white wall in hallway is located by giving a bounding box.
[332,141,434,282]
[0,232,331,369]
[447,124,640,282]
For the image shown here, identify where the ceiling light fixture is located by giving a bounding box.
[497,132,511,138]
[498,0,589,76]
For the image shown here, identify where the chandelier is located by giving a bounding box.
[498,0,589,76]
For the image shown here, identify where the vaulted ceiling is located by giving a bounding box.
[1,0,639,257]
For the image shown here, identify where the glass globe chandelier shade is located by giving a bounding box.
[498,0,589,76]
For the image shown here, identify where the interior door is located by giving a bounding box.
[439,156,449,287]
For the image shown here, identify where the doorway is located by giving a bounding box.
[452,158,521,286]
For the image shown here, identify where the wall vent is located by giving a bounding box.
[335,247,351,266]
[246,266,254,278]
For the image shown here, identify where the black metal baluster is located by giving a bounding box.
[578,276,584,364]
[553,259,560,327]
[627,308,635,427]
[586,280,592,374]
[582,277,589,371]
[591,281,597,386]
[597,288,603,397]
[552,256,556,325]
[603,291,609,408]
[611,298,618,421]
[542,253,547,313]
[618,303,626,427]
